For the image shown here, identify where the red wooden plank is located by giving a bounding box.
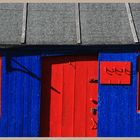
[50,59,63,137]
[74,56,87,137]
[61,56,75,136]
[86,57,98,137]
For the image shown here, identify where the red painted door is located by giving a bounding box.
[40,55,98,137]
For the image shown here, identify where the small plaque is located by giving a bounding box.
[100,61,131,84]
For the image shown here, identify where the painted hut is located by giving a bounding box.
[0,3,140,137]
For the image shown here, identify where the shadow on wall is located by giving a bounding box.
[5,55,41,81]
[1,54,41,136]
[5,55,61,93]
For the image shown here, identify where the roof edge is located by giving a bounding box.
[0,44,139,54]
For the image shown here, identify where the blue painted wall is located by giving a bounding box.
[98,53,140,137]
[0,55,41,137]
[0,52,139,137]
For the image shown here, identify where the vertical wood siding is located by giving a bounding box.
[0,52,139,137]
[0,56,41,136]
[98,53,139,136]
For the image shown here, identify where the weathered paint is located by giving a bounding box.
[98,53,139,136]
[0,55,41,136]
[0,51,139,137]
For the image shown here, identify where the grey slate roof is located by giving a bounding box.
[0,3,139,46]
[80,4,134,44]
[27,4,77,44]
[0,4,23,44]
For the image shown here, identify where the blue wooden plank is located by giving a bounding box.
[7,61,16,136]
[14,57,27,136]
[98,53,139,136]
[22,57,31,136]
[15,58,24,136]
[30,56,41,136]
[0,57,8,136]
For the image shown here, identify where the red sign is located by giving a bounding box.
[100,61,131,84]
